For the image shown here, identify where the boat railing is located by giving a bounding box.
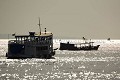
[8,40,52,45]
[25,40,52,45]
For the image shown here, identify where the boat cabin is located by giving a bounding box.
[7,29,55,59]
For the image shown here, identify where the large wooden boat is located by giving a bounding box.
[6,19,55,59]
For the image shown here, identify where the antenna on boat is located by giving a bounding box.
[45,28,46,34]
[38,17,41,35]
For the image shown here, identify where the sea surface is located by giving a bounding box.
[0,39,120,80]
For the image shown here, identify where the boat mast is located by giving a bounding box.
[38,17,41,35]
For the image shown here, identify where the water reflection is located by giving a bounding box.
[0,55,120,80]
[0,39,120,79]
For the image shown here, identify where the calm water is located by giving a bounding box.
[0,39,120,80]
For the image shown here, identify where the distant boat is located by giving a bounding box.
[59,41,100,51]
[107,38,111,41]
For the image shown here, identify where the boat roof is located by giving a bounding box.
[80,42,94,44]
[15,32,53,37]
[62,42,95,45]
[35,32,53,36]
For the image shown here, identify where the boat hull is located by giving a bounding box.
[6,51,55,59]
[6,43,55,59]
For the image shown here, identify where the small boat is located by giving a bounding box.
[107,38,111,41]
[59,41,100,51]
[6,19,55,59]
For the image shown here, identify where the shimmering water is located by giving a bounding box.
[0,39,120,80]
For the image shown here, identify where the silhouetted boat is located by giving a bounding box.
[107,38,111,41]
[59,41,100,51]
[6,18,55,59]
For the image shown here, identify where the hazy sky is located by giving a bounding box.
[0,0,120,39]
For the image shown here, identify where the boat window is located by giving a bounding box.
[30,37,35,41]
[49,37,51,40]
[36,46,48,50]
[45,37,51,40]
[41,37,45,41]
[36,38,38,42]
